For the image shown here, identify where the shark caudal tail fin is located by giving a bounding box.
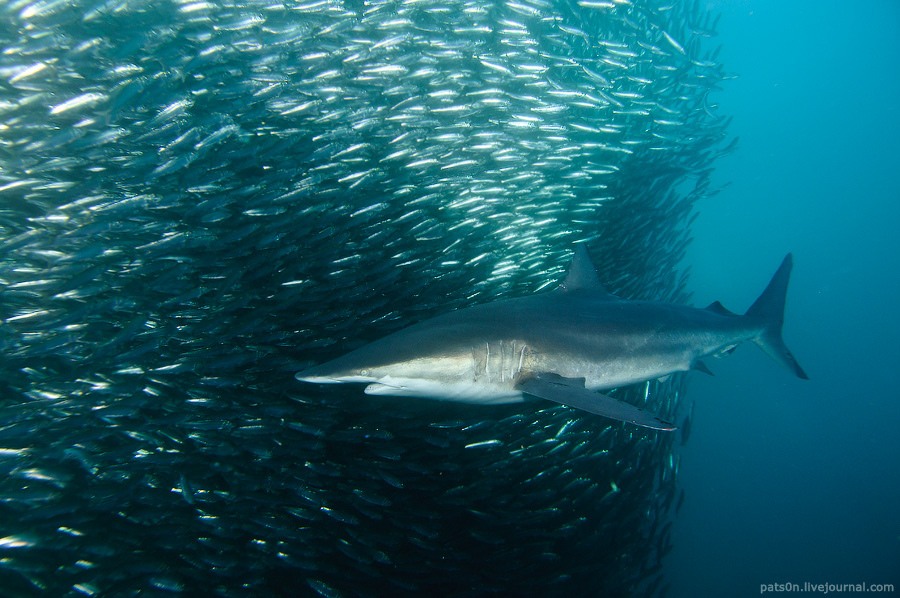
[744,253,809,380]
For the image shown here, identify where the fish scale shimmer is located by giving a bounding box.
[0,0,725,595]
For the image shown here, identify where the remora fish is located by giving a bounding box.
[297,247,807,430]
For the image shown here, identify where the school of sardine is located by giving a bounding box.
[0,0,729,594]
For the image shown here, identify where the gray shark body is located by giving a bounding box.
[297,248,807,430]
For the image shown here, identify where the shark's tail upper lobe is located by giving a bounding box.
[744,254,809,380]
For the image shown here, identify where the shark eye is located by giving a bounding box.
[360,369,369,376]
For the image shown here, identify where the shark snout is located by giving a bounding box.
[295,371,377,384]
[295,373,341,384]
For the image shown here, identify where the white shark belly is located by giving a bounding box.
[363,376,525,405]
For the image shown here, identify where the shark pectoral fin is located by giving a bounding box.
[515,373,676,431]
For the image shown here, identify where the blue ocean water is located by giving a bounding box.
[0,1,713,594]
[669,1,900,595]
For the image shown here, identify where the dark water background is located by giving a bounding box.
[669,1,900,595]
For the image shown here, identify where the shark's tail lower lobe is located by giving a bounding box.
[744,254,809,380]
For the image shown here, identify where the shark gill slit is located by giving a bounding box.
[517,344,527,378]
[474,341,526,385]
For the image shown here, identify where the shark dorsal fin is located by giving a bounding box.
[558,245,617,299]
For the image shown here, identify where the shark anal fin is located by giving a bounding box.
[515,373,676,431]
[693,359,715,376]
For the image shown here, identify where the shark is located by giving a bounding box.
[297,247,808,431]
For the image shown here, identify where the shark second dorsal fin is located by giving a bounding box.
[705,300,737,317]
[558,245,617,299]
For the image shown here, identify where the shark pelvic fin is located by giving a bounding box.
[515,373,676,431]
